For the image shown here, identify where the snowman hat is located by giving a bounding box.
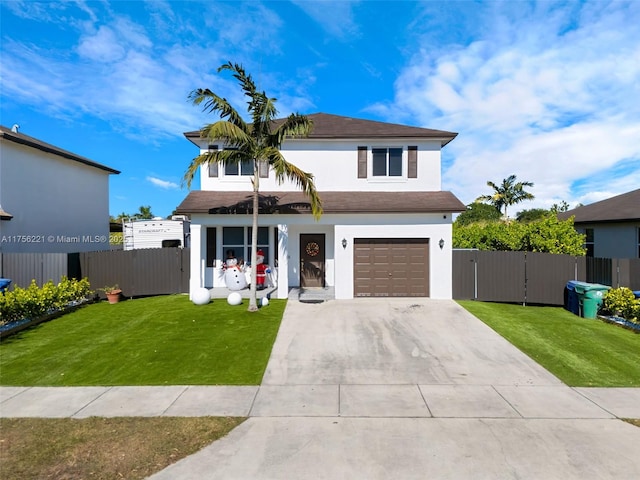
[257,249,265,256]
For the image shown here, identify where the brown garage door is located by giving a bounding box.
[354,238,429,297]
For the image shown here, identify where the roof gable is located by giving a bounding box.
[558,189,640,223]
[184,112,457,147]
[0,125,120,174]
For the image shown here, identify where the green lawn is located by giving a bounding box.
[458,300,640,387]
[0,295,285,386]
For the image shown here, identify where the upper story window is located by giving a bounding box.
[358,146,418,179]
[225,159,253,176]
[221,147,252,176]
[372,148,402,177]
[205,145,268,179]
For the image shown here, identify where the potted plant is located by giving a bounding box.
[101,285,122,304]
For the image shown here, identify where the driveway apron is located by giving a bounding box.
[149,299,640,480]
[261,298,561,386]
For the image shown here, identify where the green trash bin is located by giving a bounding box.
[578,284,611,319]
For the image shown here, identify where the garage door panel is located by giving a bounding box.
[354,238,429,297]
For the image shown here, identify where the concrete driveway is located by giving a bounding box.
[262,298,561,386]
[149,298,640,480]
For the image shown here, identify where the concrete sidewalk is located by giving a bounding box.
[2,298,640,479]
[2,384,640,420]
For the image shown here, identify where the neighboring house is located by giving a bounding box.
[558,188,640,259]
[0,125,119,253]
[176,113,465,300]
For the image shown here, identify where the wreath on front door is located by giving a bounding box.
[305,241,320,257]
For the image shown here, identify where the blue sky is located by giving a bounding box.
[1,0,639,219]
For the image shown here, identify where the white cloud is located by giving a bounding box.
[147,176,179,190]
[77,26,126,62]
[291,0,360,40]
[378,0,640,210]
[0,2,315,140]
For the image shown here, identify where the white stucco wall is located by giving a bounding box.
[198,139,443,192]
[0,140,112,253]
[188,212,455,300]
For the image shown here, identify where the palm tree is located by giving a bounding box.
[184,62,323,311]
[476,174,534,219]
[134,205,154,220]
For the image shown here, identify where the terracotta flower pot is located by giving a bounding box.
[106,290,122,304]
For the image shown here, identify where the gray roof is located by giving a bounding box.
[184,113,458,147]
[0,125,120,174]
[176,191,465,215]
[558,189,640,223]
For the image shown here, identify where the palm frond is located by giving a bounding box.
[188,88,247,130]
[182,150,222,189]
[270,114,313,146]
[219,63,257,96]
[201,120,252,148]
[267,149,323,219]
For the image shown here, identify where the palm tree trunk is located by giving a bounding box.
[248,165,259,312]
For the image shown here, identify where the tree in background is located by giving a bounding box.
[515,208,550,223]
[476,174,535,218]
[184,62,322,311]
[455,202,502,226]
[453,215,585,255]
[110,206,155,223]
[550,201,570,213]
[134,205,154,220]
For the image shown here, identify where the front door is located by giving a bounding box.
[300,234,325,288]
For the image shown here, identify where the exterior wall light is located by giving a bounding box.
[439,238,445,250]
[342,238,347,249]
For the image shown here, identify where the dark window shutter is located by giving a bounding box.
[207,145,218,177]
[206,227,217,267]
[357,146,367,178]
[258,160,269,178]
[408,146,418,178]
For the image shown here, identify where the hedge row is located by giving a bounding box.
[0,277,92,326]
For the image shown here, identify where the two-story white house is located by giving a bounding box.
[176,113,464,300]
[0,125,119,253]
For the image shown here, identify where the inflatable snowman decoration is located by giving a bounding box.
[224,250,247,291]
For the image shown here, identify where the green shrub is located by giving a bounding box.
[633,302,640,324]
[453,216,585,255]
[603,287,639,322]
[0,277,92,326]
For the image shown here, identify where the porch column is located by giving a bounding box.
[189,223,204,300]
[277,224,289,299]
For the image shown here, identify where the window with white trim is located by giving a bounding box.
[225,158,253,176]
[222,226,270,265]
[372,147,403,177]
